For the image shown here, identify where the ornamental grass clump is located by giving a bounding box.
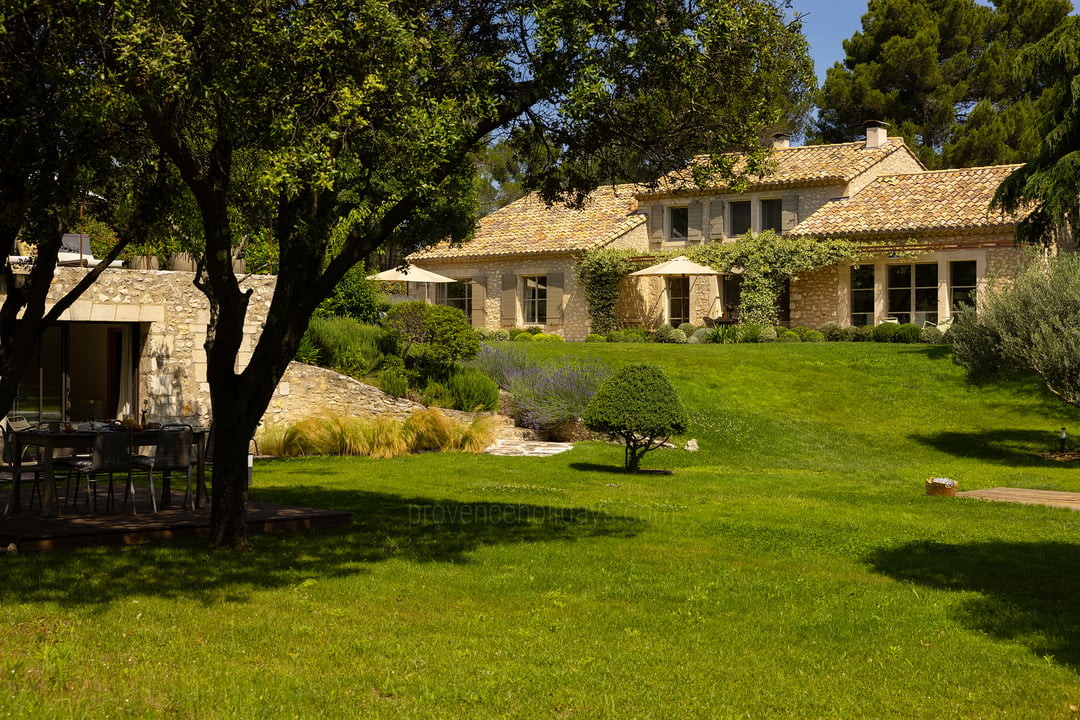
[583,363,687,473]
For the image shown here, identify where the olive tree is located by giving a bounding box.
[583,363,688,473]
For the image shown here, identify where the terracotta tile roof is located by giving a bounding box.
[643,138,921,195]
[788,165,1028,238]
[410,184,645,260]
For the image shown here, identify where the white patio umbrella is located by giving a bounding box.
[629,256,720,277]
[367,265,457,283]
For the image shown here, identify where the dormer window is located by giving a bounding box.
[669,206,689,240]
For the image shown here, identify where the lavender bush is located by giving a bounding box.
[470,344,612,433]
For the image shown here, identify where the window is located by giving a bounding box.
[444,280,472,316]
[950,260,977,311]
[887,263,938,325]
[729,201,751,236]
[761,198,783,233]
[523,276,547,324]
[668,206,689,240]
[667,277,690,326]
[851,265,875,327]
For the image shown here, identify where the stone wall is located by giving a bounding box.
[267,362,424,427]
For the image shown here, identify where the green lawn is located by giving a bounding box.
[5,343,1080,718]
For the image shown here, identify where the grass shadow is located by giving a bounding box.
[868,540,1080,669]
[0,488,645,606]
[910,428,1067,467]
[569,462,672,476]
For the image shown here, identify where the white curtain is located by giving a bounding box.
[116,326,133,419]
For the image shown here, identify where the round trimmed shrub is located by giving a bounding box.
[692,327,709,342]
[474,328,491,341]
[688,335,702,344]
[586,333,607,343]
[895,323,922,343]
[803,329,825,343]
[819,321,842,342]
[509,328,529,340]
[583,363,688,473]
[919,326,945,344]
[548,333,564,342]
[491,328,511,341]
[623,327,651,343]
[524,326,544,335]
[606,329,625,343]
[654,323,676,343]
[759,326,778,342]
[678,322,696,336]
[533,332,551,342]
[778,330,801,342]
[791,326,814,340]
[872,322,900,343]
[514,332,534,342]
[669,328,688,344]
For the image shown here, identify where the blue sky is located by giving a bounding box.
[789,0,871,83]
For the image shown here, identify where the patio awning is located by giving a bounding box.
[367,265,456,283]
[629,256,720,276]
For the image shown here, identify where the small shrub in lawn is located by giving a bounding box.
[737,323,763,343]
[533,332,551,342]
[778,330,801,342]
[759,326,778,342]
[514,332,534,342]
[491,328,510,341]
[791,326,814,340]
[819,321,842,341]
[654,324,676,343]
[678,322,696,336]
[583,363,688,473]
[670,329,688,343]
[872,322,900,343]
[920,325,945,344]
[803,329,825,343]
[586,333,607,343]
[605,329,625,343]
[509,328,529,340]
[548,334,564,342]
[448,366,499,411]
[894,323,922,343]
[688,335,702,344]
[692,327,709,342]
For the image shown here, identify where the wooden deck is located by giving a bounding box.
[0,489,352,552]
[957,487,1080,512]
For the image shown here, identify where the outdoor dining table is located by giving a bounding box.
[9,426,209,517]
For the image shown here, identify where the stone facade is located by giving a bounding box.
[41,267,408,429]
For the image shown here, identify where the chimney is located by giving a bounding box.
[864,120,889,149]
[771,132,791,149]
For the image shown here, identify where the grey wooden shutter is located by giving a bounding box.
[470,277,487,327]
[546,273,564,326]
[688,200,703,241]
[500,274,517,325]
[647,203,665,243]
[781,193,800,233]
[708,199,725,239]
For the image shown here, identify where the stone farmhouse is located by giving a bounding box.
[408,126,1034,339]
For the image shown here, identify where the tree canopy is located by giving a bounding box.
[991,15,1080,246]
[812,0,1072,169]
[80,0,814,547]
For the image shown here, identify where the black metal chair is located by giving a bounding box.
[71,428,136,515]
[133,424,194,513]
[1,421,41,518]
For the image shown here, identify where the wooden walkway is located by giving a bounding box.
[0,492,352,552]
[957,487,1080,512]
